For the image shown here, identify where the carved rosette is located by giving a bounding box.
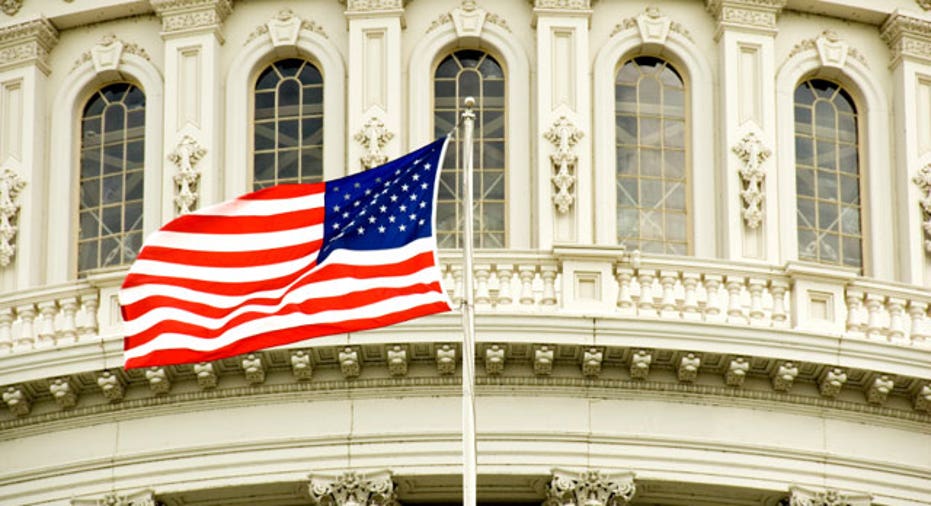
[169,135,208,215]
[732,130,771,229]
[1,0,22,16]
[308,471,399,506]
[543,116,584,214]
[545,469,636,506]
[355,116,394,170]
[913,164,931,252]
[0,168,26,268]
[788,486,871,506]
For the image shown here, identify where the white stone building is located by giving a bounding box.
[0,0,930,504]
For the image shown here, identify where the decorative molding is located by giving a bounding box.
[533,345,554,376]
[866,375,894,405]
[193,362,218,389]
[436,344,456,375]
[485,344,506,375]
[788,30,868,69]
[354,115,394,170]
[97,371,125,402]
[630,349,652,380]
[339,347,361,379]
[291,350,313,380]
[426,1,510,35]
[2,385,29,416]
[246,8,328,46]
[706,0,786,37]
[242,353,266,385]
[386,344,408,377]
[787,486,871,506]
[881,11,931,66]
[581,347,603,378]
[772,361,798,392]
[145,367,171,395]
[71,489,156,506]
[150,0,232,39]
[732,130,771,229]
[168,135,207,215]
[725,357,750,387]
[308,470,399,506]
[677,352,701,382]
[818,367,847,398]
[1,0,22,16]
[71,34,152,73]
[344,0,405,13]
[0,17,58,74]
[533,0,592,9]
[916,383,931,412]
[0,168,26,268]
[611,6,692,42]
[543,115,584,214]
[912,163,931,253]
[545,469,636,506]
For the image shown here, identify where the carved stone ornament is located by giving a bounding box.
[436,344,457,375]
[70,489,157,506]
[732,130,771,229]
[72,34,152,74]
[427,0,510,35]
[705,0,786,35]
[881,12,931,66]
[0,17,59,74]
[169,135,207,215]
[788,485,871,506]
[612,7,692,41]
[1,0,22,16]
[543,116,584,214]
[921,0,931,10]
[912,163,931,253]
[0,168,25,268]
[2,385,29,416]
[355,115,394,169]
[544,469,637,506]
[246,8,328,46]
[308,470,399,506]
[788,30,868,69]
[344,0,405,13]
[150,0,232,38]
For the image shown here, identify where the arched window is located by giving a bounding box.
[615,57,687,255]
[253,58,323,190]
[78,83,145,275]
[794,79,862,268]
[433,50,506,248]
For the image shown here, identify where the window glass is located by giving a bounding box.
[78,83,145,275]
[615,57,687,255]
[253,58,324,190]
[433,50,506,248]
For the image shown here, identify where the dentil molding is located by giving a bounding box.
[150,0,232,39]
[0,168,25,268]
[732,129,771,229]
[0,16,58,74]
[881,10,931,67]
[168,135,207,215]
[545,469,636,506]
[308,470,399,506]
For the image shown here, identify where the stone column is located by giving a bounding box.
[880,10,931,286]
[786,485,871,506]
[151,0,231,219]
[533,1,592,249]
[706,0,785,262]
[0,17,58,291]
[308,470,398,505]
[544,469,636,506]
[345,0,405,175]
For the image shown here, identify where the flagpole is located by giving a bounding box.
[460,96,478,506]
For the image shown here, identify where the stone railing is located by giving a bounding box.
[0,282,99,353]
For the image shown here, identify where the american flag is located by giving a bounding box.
[120,137,453,369]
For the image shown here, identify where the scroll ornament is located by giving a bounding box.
[0,168,26,267]
[912,163,931,252]
[309,471,399,506]
[354,116,394,170]
[169,135,207,215]
[544,469,636,506]
[732,131,771,229]
[543,116,584,214]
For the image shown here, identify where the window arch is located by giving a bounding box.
[433,49,506,249]
[615,57,687,255]
[793,79,862,268]
[252,58,324,190]
[78,83,145,275]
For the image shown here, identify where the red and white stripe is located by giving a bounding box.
[119,184,452,369]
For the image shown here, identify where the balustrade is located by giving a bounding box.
[0,284,99,353]
[845,281,931,346]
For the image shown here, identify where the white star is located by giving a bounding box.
[400,204,407,212]
[410,194,418,201]
[419,219,425,225]
[412,174,420,181]
[395,169,401,175]
[332,223,340,229]
[365,189,371,195]
[421,183,429,190]
[389,216,396,223]
[344,193,351,200]
[401,184,409,192]
[424,163,432,170]
[357,227,365,235]
[409,213,417,221]
[353,201,360,207]
[333,205,340,212]
[419,201,426,208]
[368,216,376,224]
[354,182,361,188]
[399,224,406,231]
[380,205,387,213]
[378,226,386,233]
[390,194,398,202]
[342,212,350,219]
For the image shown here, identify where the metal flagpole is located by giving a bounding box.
[460,96,478,506]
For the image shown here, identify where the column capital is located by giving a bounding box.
[545,468,636,506]
[0,16,58,74]
[343,0,407,15]
[149,0,232,41]
[71,489,156,506]
[308,470,399,506]
[705,0,786,37]
[787,485,871,506]
[531,0,593,27]
[881,9,931,67]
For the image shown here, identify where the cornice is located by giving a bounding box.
[0,16,58,74]
[881,10,931,67]
[706,0,787,38]
[343,0,405,13]
[531,0,593,24]
[149,0,232,40]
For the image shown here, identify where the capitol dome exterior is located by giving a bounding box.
[0,0,930,504]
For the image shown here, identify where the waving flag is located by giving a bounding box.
[119,137,453,369]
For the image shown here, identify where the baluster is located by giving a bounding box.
[844,290,865,335]
[864,293,885,341]
[443,264,456,303]
[747,278,766,325]
[496,264,514,307]
[474,264,491,306]
[615,267,635,316]
[540,265,558,306]
[35,301,58,348]
[770,279,789,327]
[451,265,463,306]
[681,272,701,320]
[908,301,929,347]
[518,265,536,306]
[58,297,78,344]
[887,297,907,344]
[702,274,723,322]
[15,304,36,351]
[636,269,657,317]
[0,308,12,353]
[658,270,679,319]
[725,275,746,324]
[79,294,99,337]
